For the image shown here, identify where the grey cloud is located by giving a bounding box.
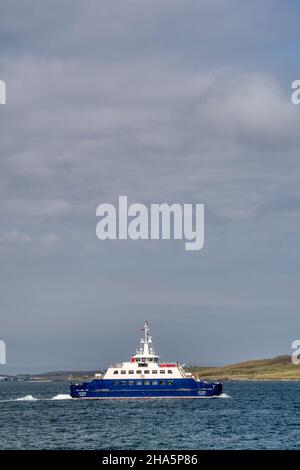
[0,0,299,371]
[201,74,300,149]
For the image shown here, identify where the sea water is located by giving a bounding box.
[0,381,299,449]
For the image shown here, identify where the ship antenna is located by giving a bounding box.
[141,321,151,356]
[144,321,149,343]
[133,321,159,360]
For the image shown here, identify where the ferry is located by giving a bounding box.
[70,321,222,399]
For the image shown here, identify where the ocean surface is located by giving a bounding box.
[0,381,299,449]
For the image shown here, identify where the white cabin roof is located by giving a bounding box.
[101,321,187,380]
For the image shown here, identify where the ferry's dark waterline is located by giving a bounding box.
[0,381,299,449]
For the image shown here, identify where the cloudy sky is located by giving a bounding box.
[1,0,300,373]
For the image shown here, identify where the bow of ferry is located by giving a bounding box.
[70,322,222,399]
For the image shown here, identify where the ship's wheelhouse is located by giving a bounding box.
[103,322,187,380]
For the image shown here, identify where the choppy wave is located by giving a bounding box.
[0,382,298,449]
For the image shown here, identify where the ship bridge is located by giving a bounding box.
[103,321,185,380]
[131,321,159,363]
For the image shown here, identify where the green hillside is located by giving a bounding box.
[188,355,300,380]
[5,355,300,382]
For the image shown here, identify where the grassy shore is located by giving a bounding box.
[5,355,299,382]
[187,355,300,381]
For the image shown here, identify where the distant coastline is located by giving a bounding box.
[0,355,299,382]
[189,355,300,381]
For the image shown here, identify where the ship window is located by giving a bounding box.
[136,370,142,374]
[152,381,158,385]
[129,370,134,374]
[152,370,158,374]
[129,381,135,385]
[149,358,153,362]
[159,381,165,385]
[121,381,126,385]
[121,370,126,375]
[138,363,148,367]
[113,370,118,375]
[168,370,173,374]
[144,380,150,385]
[160,370,166,374]
[136,381,142,385]
[168,381,174,385]
[113,381,119,385]
[144,370,150,374]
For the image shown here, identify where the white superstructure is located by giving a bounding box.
[102,321,188,380]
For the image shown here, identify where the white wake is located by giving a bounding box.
[217,393,231,398]
[51,394,72,400]
[16,395,38,401]
[0,393,72,403]
[1,393,230,402]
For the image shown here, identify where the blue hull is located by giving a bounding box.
[70,378,222,399]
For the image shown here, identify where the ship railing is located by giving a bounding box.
[189,372,201,381]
